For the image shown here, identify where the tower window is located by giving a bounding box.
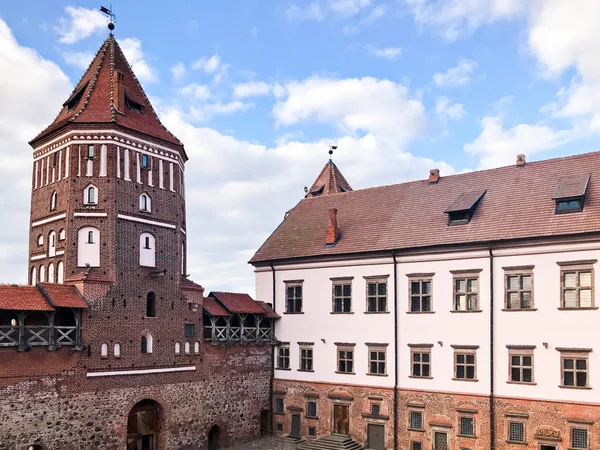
[37,235,43,246]
[139,193,151,212]
[87,145,94,159]
[50,191,57,210]
[144,236,151,249]
[125,94,143,113]
[59,229,66,240]
[64,82,88,111]
[141,331,153,354]
[77,227,100,267]
[146,292,156,317]
[83,184,98,205]
[139,233,156,267]
[53,152,58,167]
[87,231,94,244]
[141,154,149,168]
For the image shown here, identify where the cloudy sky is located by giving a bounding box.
[1,1,599,296]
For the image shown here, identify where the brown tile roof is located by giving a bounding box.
[181,278,205,292]
[251,151,600,263]
[445,189,486,213]
[0,285,54,311]
[306,160,352,198]
[31,34,183,148]
[208,292,267,315]
[203,297,232,316]
[255,301,281,319]
[553,173,590,199]
[38,284,88,309]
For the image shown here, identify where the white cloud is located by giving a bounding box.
[171,62,186,81]
[233,81,272,99]
[193,55,222,73]
[328,0,372,17]
[56,6,107,44]
[433,59,478,87]
[62,51,94,70]
[435,97,465,123]
[285,2,325,21]
[118,38,158,83]
[286,0,371,21]
[179,83,211,101]
[0,18,72,283]
[367,46,402,60]
[405,0,524,41]
[464,115,572,169]
[273,76,426,141]
[343,4,386,35]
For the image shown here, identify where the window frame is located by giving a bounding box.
[452,270,481,312]
[306,400,318,418]
[409,344,432,379]
[571,426,589,449]
[184,323,196,338]
[331,278,352,313]
[458,415,475,437]
[277,344,290,370]
[408,410,424,431]
[507,420,526,444]
[274,397,285,415]
[284,281,303,314]
[503,266,534,310]
[87,144,94,159]
[336,343,355,374]
[558,261,596,309]
[507,346,535,384]
[408,274,434,313]
[559,349,590,389]
[452,346,478,381]
[299,344,313,372]
[367,344,387,376]
[365,276,388,313]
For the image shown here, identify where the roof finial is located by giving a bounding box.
[329,144,337,161]
[100,5,116,32]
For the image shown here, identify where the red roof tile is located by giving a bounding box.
[255,301,281,319]
[203,297,232,316]
[251,151,600,263]
[181,278,205,292]
[306,160,352,198]
[209,292,266,314]
[38,284,88,309]
[0,285,53,311]
[31,34,183,148]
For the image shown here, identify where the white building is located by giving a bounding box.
[251,152,600,450]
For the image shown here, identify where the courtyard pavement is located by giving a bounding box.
[224,436,298,450]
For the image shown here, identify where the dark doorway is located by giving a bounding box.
[260,410,270,437]
[540,446,557,450]
[367,424,385,450]
[208,425,221,449]
[127,399,160,450]
[333,404,350,435]
[290,414,301,438]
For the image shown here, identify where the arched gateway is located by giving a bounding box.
[127,399,161,450]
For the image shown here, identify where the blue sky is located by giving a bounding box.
[1,1,599,294]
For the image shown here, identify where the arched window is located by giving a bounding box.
[59,229,66,240]
[57,261,64,284]
[194,341,200,354]
[83,184,98,205]
[139,233,156,267]
[30,267,37,285]
[78,227,100,267]
[39,265,45,282]
[184,342,190,354]
[113,342,121,357]
[175,342,181,354]
[139,193,151,212]
[100,342,108,357]
[146,292,156,317]
[141,331,153,354]
[37,235,43,246]
[50,191,57,210]
[48,231,56,257]
[48,263,55,283]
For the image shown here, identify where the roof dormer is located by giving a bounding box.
[553,174,590,214]
[444,190,486,225]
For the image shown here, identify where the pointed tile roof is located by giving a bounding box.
[31,34,182,148]
[306,159,352,198]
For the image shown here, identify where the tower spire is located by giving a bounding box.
[100,5,116,32]
[305,145,352,198]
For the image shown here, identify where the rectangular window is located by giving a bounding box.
[300,346,313,371]
[53,152,58,167]
[459,416,475,437]
[141,154,149,168]
[276,422,283,431]
[409,410,423,430]
[274,398,284,414]
[306,400,317,418]
[561,264,594,308]
[505,270,533,310]
[366,279,387,312]
[184,323,195,338]
[454,275,479,311]
[337,345,354,374]
[508,348,534,383]
[561,351,589,388]
[409,278,432,312]
[572,427,589,449]
[87,145,94,158]
[368,346,386,375]
[371,403,380,416]
[277,345,290,369]
[454,348,477,380]
[333,282,352,313]
[411,442,423,450]
[508,421,525,443]
[410,347,431,378]
[308,426,316,436]
[285,282,303,313]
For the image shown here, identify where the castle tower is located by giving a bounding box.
[305,155,352,198]
[27,33,203,371]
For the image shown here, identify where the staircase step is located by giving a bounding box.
[298,434,363,450]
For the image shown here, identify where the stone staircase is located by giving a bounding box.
[297,434,363,450]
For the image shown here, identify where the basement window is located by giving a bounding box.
[445,190,486,225]
[553,174,590,215]
[125,94,144,113]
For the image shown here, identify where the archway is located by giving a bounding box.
[127,399,161,450]
[208,425,221,449]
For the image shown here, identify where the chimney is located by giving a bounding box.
[113,71,124,112]
[429,168,440,184]
[516,154,526,167]
[326,208,341,245]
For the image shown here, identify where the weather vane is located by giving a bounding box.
[100,5,116,31]
[329,144,337,161]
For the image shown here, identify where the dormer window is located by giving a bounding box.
[553,174,590,215]
[445,190,486,226]
[63,82,88,112]
[125,94,143,113]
